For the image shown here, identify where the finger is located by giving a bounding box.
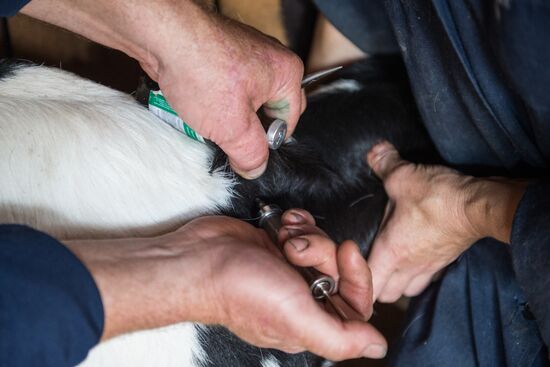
[281,209,316,226]
[300,89,307,114]
[367,235,396,302]
[278,223,326,245]
[222,112,269,179]
[337,240,373,319]
[324,293,366,322]
[377,271,411,303]
[294,306,388,361]
[366,141,407,181]
[404,273,433,297]
[263,58,304,139]
[283,233,338,279]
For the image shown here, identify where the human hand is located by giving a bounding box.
[183,210,387,360]
[365,141,527,302]
[147,11,305,179]
[64,210,386,361]
[23,0,305,180]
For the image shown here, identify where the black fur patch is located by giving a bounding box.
[0,59,28,80]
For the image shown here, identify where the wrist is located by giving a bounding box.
[63,230,205,340]
[464,178,527,244]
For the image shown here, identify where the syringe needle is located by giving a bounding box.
[256,199,365,322]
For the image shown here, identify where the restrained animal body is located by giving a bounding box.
[0,57,437,367]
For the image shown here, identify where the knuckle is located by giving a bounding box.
[327,345,351,361]
[403,287,422,297]
[378,291,401,303]
[287,52,304,76]
[281,345,305,354]
[333,341,363,361]
[387,243,405,264]
[384,164,410,192]
[226,139,268,170]
[244,146,269,167]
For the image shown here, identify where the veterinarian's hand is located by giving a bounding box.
[278,209,375,320]
[64,212,386,361]
[22,0,306,180]
[365,141,527,302]
[154,17,306,180]
[183,212,387,360]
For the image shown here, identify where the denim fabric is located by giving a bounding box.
[0,225,103,367]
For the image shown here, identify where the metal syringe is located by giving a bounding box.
[256,199,364,321]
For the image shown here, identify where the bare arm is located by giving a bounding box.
[22,0,305,178]
[63,210,387,360]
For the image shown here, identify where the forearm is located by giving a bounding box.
[62,230,209,341]
[21,0,215,78]
[23,0,305,178]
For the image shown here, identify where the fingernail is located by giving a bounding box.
[364,344,387,359]
[370,141,393,156]
[288,211,306,224]
[286,227,304,238]
[238,160,268,180]
[288,237,309,252]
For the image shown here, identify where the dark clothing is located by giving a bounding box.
[512,181,550,354]
[316,0,550,365]
[385,0,550,174]
[0,225,103,367]
[0,0,30,16]
[388,238,548,367]
[312,0,399,55]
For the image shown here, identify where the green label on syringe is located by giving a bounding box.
[148,90,205,143]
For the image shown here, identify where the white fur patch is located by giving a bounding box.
[309,79,362,97]
[0,65,233,240]
[261,355,282,367]
[79,323,206,367]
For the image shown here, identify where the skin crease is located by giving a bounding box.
[366,141,528,303]
[22,0,306,179]
[63,209,387,361]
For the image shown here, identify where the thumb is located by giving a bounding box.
[294,299,387,360]
[263,59,305,140]
[220,112,269,180]
[263,85,304,141]
[366,141,407,181]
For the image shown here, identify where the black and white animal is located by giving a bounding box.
[0,56,437,367]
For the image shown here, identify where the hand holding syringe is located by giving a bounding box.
[257,199,366,321]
